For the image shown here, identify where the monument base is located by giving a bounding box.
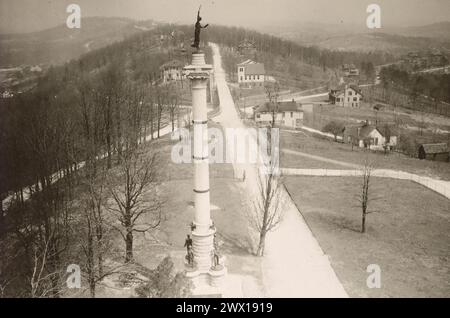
[191,227,215,271]
[185,264,228,296]
[184,226,227,295]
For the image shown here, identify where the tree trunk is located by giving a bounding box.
[106,133,112,169]
[157,106,161,139]
[98,253,103,279]
[89,280,96,298]
[116,104,122,164]
[20,188,24,204]
[125,230,133,263]
[171,111,175,132]
[87,228,96,297]
[257,230,266,256]
[150,106,154,141]
[96,226,103,278]
[361,212,366,233]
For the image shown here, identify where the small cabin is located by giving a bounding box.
[418,143,449,162]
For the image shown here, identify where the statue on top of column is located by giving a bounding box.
[191,6,209,50]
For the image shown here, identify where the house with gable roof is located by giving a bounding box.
[237,59,265,88]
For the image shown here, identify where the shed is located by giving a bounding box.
[418,143,449,162]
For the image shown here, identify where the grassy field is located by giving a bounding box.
[284,176,450,297]
[281,130,450,180]
[281,150,349,170]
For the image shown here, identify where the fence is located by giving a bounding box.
[281,168,450,199]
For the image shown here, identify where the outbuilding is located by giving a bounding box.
[418,143,449,162]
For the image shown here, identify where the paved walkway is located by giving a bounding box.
[210,42,348,297]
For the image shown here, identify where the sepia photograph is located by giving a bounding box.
[0,0,449,304]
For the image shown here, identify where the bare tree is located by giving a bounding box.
[29,235,65,298]
[79,165,110,297]
[167,84,180,132]
[265,82,280,128]
[156,86,168,139]
[0,240,20,298]
[247,162,285,256]
[358,158,377,233]
[80,205,125,298]
[106,149,162,263]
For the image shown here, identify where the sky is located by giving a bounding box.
[0,0,449,34]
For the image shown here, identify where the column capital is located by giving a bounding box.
[184,52,213,80]
[184,65,213,80]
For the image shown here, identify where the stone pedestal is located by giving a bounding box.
[183,52,226,293]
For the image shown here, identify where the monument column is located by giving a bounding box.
[184,51,226,289]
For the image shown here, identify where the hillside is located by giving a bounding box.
[260,21,450,56]
[0,23,196,196]
[311,32,450,54]
[0,17,160,67]
[389,22,450,41]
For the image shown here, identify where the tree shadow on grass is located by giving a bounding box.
[322,213,362,234]
[217,231,255,256]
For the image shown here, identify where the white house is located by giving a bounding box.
[343,123,398,151]
[254,100,303,128]
[329,84,363,108]
[160,60,186,83]
[237,59,265,88]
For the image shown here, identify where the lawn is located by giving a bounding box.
[281,151,350,170]
[281,130,450,180]
[284,176,450,297]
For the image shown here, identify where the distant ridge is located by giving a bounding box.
[0,17,160,67]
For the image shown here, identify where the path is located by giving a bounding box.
[283,149,360,169]
[280,92,329,102]
[210,42,348,297]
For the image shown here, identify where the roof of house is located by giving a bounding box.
[160,60,184,70]
[237,59,256,66]
[244,63,265,75]
[344,123,397,139]
[344,124,377,139]
[255,101,300,113]
[330,84,362,95]
[419,143,449,154]
[361,125,380,138]
[237,59,265,75]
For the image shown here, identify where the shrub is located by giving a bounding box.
[135,256,192,298]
